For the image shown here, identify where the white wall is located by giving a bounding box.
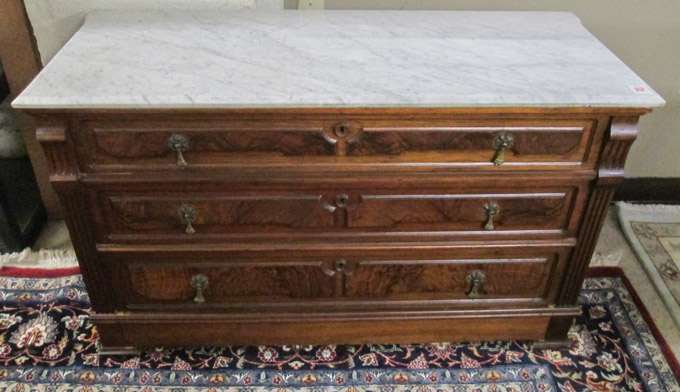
[25,0,283,64]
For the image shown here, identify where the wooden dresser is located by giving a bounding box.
[13,10,664,353]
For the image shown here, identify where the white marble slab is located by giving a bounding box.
[13,10,665,109]
[23,0,282,65]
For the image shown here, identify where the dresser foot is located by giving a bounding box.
[98,346,142,356]
[532,312,577,350]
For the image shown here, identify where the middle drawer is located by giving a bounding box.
[96,184,586,243]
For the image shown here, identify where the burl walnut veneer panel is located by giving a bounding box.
[71,116,601,173]
[106,249,563,310]
[99,187,579,241]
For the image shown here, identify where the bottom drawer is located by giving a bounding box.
[103,246,569,310]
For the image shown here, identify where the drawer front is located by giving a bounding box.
[99,185,582,242]
[74,116,600,172]
[126,262,336,303]
[104,246,567,310]
[345,258,554,300]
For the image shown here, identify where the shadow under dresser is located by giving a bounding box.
[12,10,664,354]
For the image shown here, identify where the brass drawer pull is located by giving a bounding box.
[179,204,197,234]
[466,270,486,299]
[492,133,514,165]
[483,202,500,230]
[190,274,209,303]
[168,133,189,168]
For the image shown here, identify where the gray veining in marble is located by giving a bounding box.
[13,10,665,109]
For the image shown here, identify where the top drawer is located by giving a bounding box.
[71,115,602,173]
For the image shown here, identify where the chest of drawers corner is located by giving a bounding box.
[15,10,663,353]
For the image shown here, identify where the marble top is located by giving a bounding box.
[13,10,665,109]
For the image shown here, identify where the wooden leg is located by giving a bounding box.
[532,314,575,350]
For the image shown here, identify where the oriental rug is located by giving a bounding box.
[618,202,680,329]
[0,266,678,392]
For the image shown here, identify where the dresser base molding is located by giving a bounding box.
[92,307,580,351]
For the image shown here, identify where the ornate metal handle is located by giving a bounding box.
[168,133,189,168]
[190,274,209,303]
[466,270,486,299]
[492,133,514,166]
[483,202,500,231]
[179,204,197,234]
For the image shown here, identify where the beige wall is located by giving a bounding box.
[286,0,679,178]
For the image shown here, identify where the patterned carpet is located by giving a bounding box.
[0,267,678,391]
[618,202,680,329]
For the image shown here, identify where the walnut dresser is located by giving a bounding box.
[13,10,664,354]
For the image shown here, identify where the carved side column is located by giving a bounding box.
[36,117,114,312]
[538,116,640,347]
[558,116,639,305]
